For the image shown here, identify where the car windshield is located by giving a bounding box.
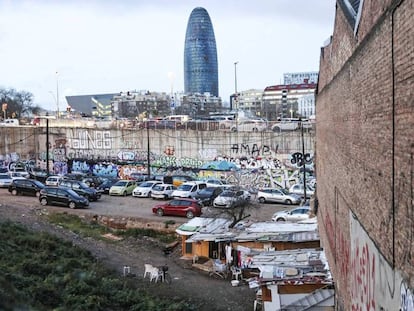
[220,191,236,197]
[114,181,128,187]
[178,184,192,191]
[199,188,215,195]
[0,174,10,179]
[139,182,153,188]
[33,180,45,187]
[153,185,164,191]
[79,182,89,188]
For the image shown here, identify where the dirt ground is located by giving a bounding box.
[0,197,257,311]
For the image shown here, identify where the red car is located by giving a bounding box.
[152,198,202,218]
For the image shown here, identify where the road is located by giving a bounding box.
[0,188,291,225]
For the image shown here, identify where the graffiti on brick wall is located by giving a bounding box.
[230,143,275,157]
[350,212,407,310]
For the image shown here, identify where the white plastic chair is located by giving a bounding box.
[143,264,154,279]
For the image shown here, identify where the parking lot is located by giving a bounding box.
[0,188,291,225]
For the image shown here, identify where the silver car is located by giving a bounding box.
[213,189,250,208]
[257,188,301,205]
[0,173,13,188]
[272,206,311,222]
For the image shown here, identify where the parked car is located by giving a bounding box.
[96,178,119,194]
[129,172,150,182]
[59,179,101,201]
[150,184,177,200]
[81,176,103,188]
[109,180,137,196]
[289,183,315,198]
[132,180,162,197]
[9,172,28,180]
[8,179,45,197]
[256,188,302,204]
[39,187,89,209]
[8,168,30,179]
[0,173,13,188]
[191,186,224,206]
[230,119,268,132]
[213,189,251,208]
[152,198,202,218]
[45,175,64,186]
[203,178,231,188]
[272,206,311,222]
[171,181,207,198]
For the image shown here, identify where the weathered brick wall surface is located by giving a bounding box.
[317,0,413,309]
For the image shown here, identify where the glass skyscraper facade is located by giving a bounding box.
[184,7,218,97]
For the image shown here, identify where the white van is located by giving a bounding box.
[171,181,207,198]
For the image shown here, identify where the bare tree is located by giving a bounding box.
[0,88,41,119]
[207,198,260,228]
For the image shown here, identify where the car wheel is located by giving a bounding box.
[147,191,151,198]
[273,127,281,132]
[186,211,194,219]
[258,197,266,203]
[68,201,76,209]
[285,199,292,205]
[252,128,258,132]
[157,208,164,216]
[40,198,48,206]
[11,189,18,196]
[35,191,41,198]
[164,194,168,199]
[123,191,127,196]
[276,217,285,222]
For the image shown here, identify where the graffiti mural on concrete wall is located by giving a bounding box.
[0,127,314,190]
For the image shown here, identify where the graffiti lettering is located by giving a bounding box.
[351,239,376,311]
[71,130,111,150]
[290,152,312,166]
[230,144,273,157]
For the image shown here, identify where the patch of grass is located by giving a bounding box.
[47,212,109,240]
[0,220,196,311]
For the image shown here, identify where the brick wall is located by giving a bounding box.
[317,0,413,309]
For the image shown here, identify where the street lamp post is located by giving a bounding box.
[55,71,60,119]
[146,120,151,180]
[301,119,307,201]
[234,61,238,111]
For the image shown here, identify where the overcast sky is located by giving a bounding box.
[0,0,336,111]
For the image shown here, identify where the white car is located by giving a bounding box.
[150,184,177,200]
[230,120,268,132]
[272,206,311,222]
[213,189,251,208]
[132,181,162,197]
[171,181,207,198]
[0,173,13,188]
[45,175,64,186]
